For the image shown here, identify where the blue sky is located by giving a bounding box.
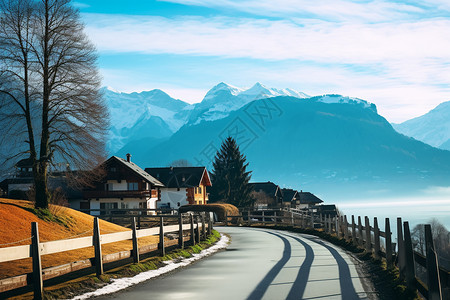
[76,0,450,123]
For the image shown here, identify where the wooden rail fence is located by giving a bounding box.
[225,208,449,300]
[0,212,213,299]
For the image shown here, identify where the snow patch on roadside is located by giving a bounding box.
[72,234,229,299]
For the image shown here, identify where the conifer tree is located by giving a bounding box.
[209,137,254,207]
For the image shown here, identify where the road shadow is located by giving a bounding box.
[285,235,314,300]
[246,231,291,300]
[303,236,361,300]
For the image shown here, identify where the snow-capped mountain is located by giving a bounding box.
[104,83,378,154]
[393,101,450,150]
[187,82,310,125]
[103,87,192,153]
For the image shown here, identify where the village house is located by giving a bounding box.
[281,188,298,208]
[0,157,34,198]
[75,154,164,215]
[249,181,283,209]
[145,166,211,209]
[295,191,323,209]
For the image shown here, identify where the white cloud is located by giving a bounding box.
[159,0,425,22]
[84,12,450,122]
[85,14,450,64]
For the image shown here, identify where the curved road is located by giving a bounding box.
[100,227,374,300]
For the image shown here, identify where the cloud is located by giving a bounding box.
[85,14,450,63]
[83,10,450,122]
[72,2,90,8]
[159,0,426,22]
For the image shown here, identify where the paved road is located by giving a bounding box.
[100,227,374,300]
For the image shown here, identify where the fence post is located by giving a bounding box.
[385,218,393,269]
[207,213,212,236]
[352,215,357,246]
[291,212,294,227]
[301,212,304,228]
[201,214,206,240]
[248,210,251,226]
[262,211,265,223]
[320,213,323,229]
[132,217,139,264]
[31,222,43,300]
[310,212,314,229]
[195,215,200,243]
[337,216,343,238]
[403,222,416,292]
[274,211,277,226]
[190,214,195,245]
[344,215,349,241]
[209,212,213,234]
[424,224,442,300]
[93,217,103,277]
[159,216,165,257]
[373,217,380,260]
[358,216,364,247]
[365,216,372,253]
[178,214,184,249]
[397,217,405,280]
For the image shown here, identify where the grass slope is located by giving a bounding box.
[0,199,159,279]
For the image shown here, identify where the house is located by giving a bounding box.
[0,157,34,198]
[145,166,211,209]
[281,188,298,208]
[316,204,339,217]
[249,181,283,208]
[76,154,164,215]
[296,191,323,209]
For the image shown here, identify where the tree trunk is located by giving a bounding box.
[34,161,49,209]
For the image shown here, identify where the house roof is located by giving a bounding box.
[16,157,33,168]
[297,191,323,204]
[108,156,164,187]
[281,188,298,202]
[250,181,281,197]
[145,167,211,189]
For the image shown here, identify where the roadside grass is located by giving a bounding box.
[249,224,420,300]
[21,230,223,300]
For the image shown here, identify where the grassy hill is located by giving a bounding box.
[0,199,159,279]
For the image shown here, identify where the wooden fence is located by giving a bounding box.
[0,212,213,300]
[78,208,178,228]
[225,209,449,300]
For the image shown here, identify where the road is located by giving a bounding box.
[99,227,374,300]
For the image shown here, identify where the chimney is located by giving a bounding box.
[126,153,131,163]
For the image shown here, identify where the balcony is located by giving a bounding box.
[83,189,158,199]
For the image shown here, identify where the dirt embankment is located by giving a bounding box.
[0,199,159,279]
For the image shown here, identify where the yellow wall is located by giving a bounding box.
[194,184,208,204]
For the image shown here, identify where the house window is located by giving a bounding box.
[110,167,116,172]
[100,202,118,215]
[105,183,113,191]
[128,182,138,191]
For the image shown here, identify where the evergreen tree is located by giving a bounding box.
[209,137,254,207]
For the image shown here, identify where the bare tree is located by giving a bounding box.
[167,159,192,167]
[0,0,108,209]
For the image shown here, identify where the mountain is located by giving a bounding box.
[108,83,309,154]
[103,87,192,153]
[129,96,450,200]
[186,82,309,125]
[393,101,450,150]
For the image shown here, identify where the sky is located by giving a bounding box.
[75,0,450,123]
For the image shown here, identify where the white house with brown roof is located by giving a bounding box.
[145,166,212,209]
[72,154,164,215]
